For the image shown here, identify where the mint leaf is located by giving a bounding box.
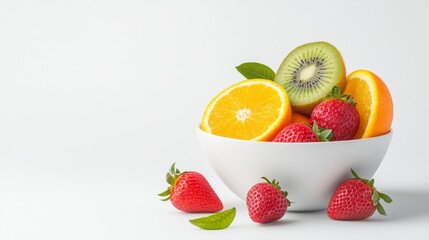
[189,207,236,230]
[236,62,275,80]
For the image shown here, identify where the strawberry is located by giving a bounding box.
[272,122,332,142]
[159,163,223,213]
[327,169,393,220]
[310,86,360,141]
[246,177,291,223]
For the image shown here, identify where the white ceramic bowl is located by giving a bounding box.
[197,127,393,211]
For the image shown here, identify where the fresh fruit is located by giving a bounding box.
[189,207,236,230]
[236,62,275,80]
[310,86,360,141]
[272,122,332,142]
[344,70,393,138]
[246,177,291,223]
[327,169,393,220]
[201,79,292,141]
[274,41,346,116]
[290,112,310,124]
[159,163,223,213]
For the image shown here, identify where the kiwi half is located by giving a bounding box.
[274,41,346,116]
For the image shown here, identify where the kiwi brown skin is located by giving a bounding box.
[275,41,347,116]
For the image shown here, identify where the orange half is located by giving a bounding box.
[344,70,393,138]
[201,79,292,141]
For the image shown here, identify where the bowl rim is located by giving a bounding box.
[196,126,393,145]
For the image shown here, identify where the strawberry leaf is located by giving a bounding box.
[376,203,386,216]
[189,207,236,230]
[312,123,333,142]
[324,86,357,106]
[261,177,271,184]
[378,192,393,203]
[350,168,360,179]
[158,188,171,201]
[160,163,184,202]
[170,163,176,173]
[368,178,375,187]
[318,129,333,142]
[236,62,275,80]
[286,197,292,207]
[331,86,342,98]
[348,97,357,106]
[166,173,174,185]
[158,189,170,197]
[371,191,380,206]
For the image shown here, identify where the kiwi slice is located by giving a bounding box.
[274,41,346,116]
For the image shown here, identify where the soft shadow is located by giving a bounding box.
[374,188,429,222]
[244,218,299,228]
[289,208,326,214]
[255,218,298,227]
[287,189,429,223]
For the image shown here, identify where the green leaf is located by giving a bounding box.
[332,86,341,98]
[158,189,170,197]
[378,192,393,203]
[318,129,333,142]
[376,203,386,216]
[189,207,236,230]
[160,195,170,201]
[371,191,380,206]
[166,173,174,185]
[261,177,271,184]
[350,168,360,179]
[236,62,275,80]
[158,188,171,201]
[168,163,181,175]
[368,178,375,187]
[348,97,357,106]
[312,123,333,142]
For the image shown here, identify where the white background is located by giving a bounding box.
[1,0,428,239]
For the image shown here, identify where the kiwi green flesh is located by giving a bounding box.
[274,42,344,108]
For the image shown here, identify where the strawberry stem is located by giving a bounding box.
[311,123,333,142]
[159,163,184,201]
[324,86,357,106]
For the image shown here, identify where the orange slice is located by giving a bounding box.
[344,70,393,139]
[201,79,292,141]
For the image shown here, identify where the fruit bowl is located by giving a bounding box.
[196,127,393,211]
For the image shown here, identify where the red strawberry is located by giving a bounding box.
[327,169,393,220]
[310,86,360,141]
[246,177,291,223]
[272,122,332,142]
[159,163,223,213]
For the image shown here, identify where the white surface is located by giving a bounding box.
[197,127,392,211]
[0,0,428,239]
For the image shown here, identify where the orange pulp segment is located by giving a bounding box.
[201,79,292,141]
[290,112,310,125]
